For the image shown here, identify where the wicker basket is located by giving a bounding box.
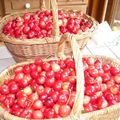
[0,0,98,62]
[0,0,60,62]
[0,34,85,120]
[0,34,120,120]
[79,55,120,120]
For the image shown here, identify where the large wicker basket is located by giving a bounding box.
[0,34,84,120]
[0,34,120,120]
[0,0,98,62]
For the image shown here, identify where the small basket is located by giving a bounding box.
[0,0,60,62]
[0,34,85,120]
[0,0,98,62]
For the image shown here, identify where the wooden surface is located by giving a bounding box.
[115,0,120,20]
[3,0,41,14]
[0,0,87,16]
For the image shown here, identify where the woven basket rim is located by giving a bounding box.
[0,55,120,120]
[0,9,99,45]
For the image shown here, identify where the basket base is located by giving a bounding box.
[4,37,90,62]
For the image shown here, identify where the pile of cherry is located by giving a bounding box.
[3,10,93,39]
[0,57,120,119]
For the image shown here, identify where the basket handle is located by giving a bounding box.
[51,0,59,36]
[41,0,59,36]
[58,33,85,118]
[40,0,46,10]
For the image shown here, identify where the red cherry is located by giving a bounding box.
[33,110,43,119]
[17,97,28,108]
[44,108,55,119]
[36,76,45,85]
[0,95,6,102]
[42,62,51,71]
[104,92,114,101]
[23,65,31,74]
[29,63,37,71]
[58,91,69,105]
[28,92,39,102]
[45,77,55,87]
[35,58,43,66]
[84,103,94,112]
[59,105,71,117]
[28,30,35,39]
[3,96,15,107]
[110,85,119,95]
[36,85,45,96]
[20,109,32,119]
[53,80,63,92]
[102,64,111,72]
[12,104,21,111]
[23,13,31,23]
[9,82,19,93]
[50,91,59,102]
[85,85,95,96]
[14,73,24,82]
[110,66,120,75]
[0,85,9,95]
[32,100,43,110]
[85,76,95,84]
[97,96,108,109]
[23,26,30,34]
[46,70,54,78]
[14,66,23,73]
[102,73,111,83]
[44,96,54,107]
[39,20,46,29]
[31,71,38,79]
[114,75,120,84]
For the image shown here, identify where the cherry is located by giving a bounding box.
[17,96,28,108]
[44,108,55,118]
[53,80,63,92]
[0,85,9,95]
[59,105,71,117]
[85,85,95,96]
[58,91,69,105]
[36,76,45,85]
[97,96,108,109]
[32,100,43,110]
[33,110,43,119]
[9,82,19,94]
[84,103,94,112]
[44,97,54,107]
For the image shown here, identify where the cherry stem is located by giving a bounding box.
[66,89,72,105]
